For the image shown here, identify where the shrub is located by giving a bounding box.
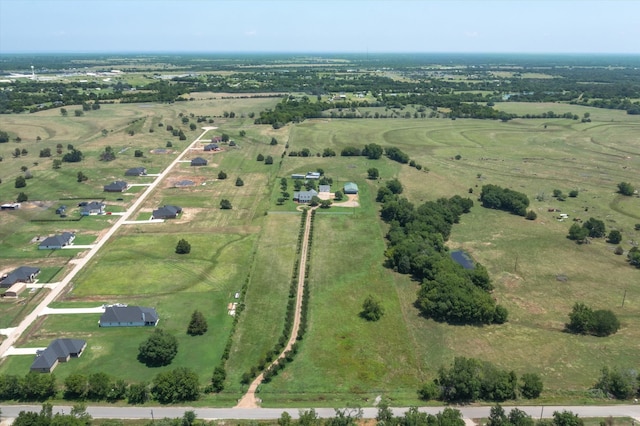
[257,153,264,161]
[361,295,384,321]
[15,176,26,188]
[607,230,622,244]
[218,171,227,180]
[187,310,208,336]
[17,192,28,202]
[220,199,232,210]
[520,373,543,398]
[525,210,537,220]
[235,177,244,186]
[175,239,191,254]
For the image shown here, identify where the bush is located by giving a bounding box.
[265,155,274,164]
[418,381,440,400]
[257,153,264,161]
[134,150,143,157]
[617,182,635,196]
[15,176,26,188]
[614,246,624,255]
[525,210,537,220]
[220,199,232,210]
[235,177,244,186]
[218,171,227,179]
[566,303,620,336]
[16,192,28,202]
[607,230,622,244]
[520,373,543,398]
[361,295,384,321]
[175,239,191,254]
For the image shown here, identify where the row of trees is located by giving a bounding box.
[419,357,543,402]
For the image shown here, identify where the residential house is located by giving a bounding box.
[103,181,129,192]
[80,201,105,216]
[38,232,75,250]
[0,266,40,288]
[319,185,331,193]
[191,157,208,166]
[152,205,182,219]
[293,189,318,203]
[204,143,220,152]
[30,339,86,373]
[125,167,147,176]
[99,306,159,327]
[343,182,359,194]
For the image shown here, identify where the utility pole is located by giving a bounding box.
[621,289,627,308]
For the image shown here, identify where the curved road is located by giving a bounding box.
[0,127,214,358]
[0,404,638,422]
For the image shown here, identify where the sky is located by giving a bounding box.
[1,0,640,54]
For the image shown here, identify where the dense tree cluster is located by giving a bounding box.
[594,366,639,400]
[0,372,57,401]
[480,184,530,216]
[377,187,506,325]
[568,218,606,243]
[565,303,620,337]
[420,357,543,403]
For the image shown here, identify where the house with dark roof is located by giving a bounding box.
[293,189,318,203]
[81,201,105,216]
[191,157,208,166]
[125,167,147,176]
[1,266,40,288]
[30,339,86,373]
[152,205,182,219]
[99,306,159,327]
[204,143,220,152]
[343,182,359,194]
[38,232,75,250]
[104,181,129,192]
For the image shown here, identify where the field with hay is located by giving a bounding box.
[1,96,639,406]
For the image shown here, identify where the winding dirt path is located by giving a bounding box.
[235,207,314,408]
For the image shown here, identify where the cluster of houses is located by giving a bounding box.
[291,174,359,203]
[29,305,160,373]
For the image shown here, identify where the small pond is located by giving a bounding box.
[450,250,475,270]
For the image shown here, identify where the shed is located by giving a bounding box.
[343,182,359,194]
[4,282,26,298]
[291,174,306,179]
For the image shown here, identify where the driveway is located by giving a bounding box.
[38,306,105,315]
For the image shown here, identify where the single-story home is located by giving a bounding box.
[81,201,106,216]
[204,143,220,152]
[104,181,129,192]
[99,306,159,327]
[125,167,147,176]
[38,232,75,250]
[293,189,318,203]
[343,182,359,194]
[30,339,86,373]
[0,266,40,288]
[319,185,331,193]
[191,157,208,166]
[152,205,182,219]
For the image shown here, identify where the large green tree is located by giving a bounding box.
[138,329,178,367]
[187,310,208,336]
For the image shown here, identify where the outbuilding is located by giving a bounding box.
[343,182,359,194]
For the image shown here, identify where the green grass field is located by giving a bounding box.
[2,99,640,406]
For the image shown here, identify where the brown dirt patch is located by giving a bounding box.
[162,175,208,189]
[333,194,360,207]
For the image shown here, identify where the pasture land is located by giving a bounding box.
[1,99,639,406]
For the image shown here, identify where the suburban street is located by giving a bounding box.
[0,404,639,422]
[0,127,215,358]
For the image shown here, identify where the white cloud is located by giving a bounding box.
[245,30,257,37]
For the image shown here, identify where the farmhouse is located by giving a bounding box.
[81,201,105,216]
[191,157,208,166]
[30,339,86,373]
[319,185,331,193]
[125,167,147,176]
[204,143,220,151]
[99,306,159,327]
[103,181,129,192]
[152,205,182,219]
[38,232,75,249]
[0,266,40,288]
[293,189,318,203]
[343,182,359,194]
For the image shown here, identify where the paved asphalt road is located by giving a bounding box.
[0,404,639,421]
